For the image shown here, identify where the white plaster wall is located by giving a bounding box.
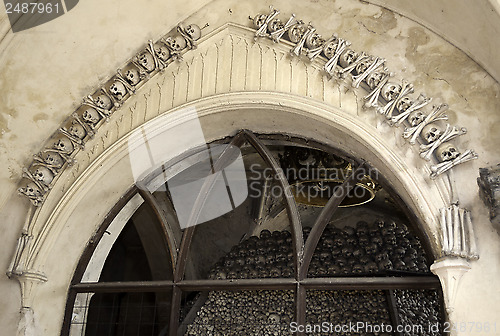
[366,0,500,84]
[0,0,499,335]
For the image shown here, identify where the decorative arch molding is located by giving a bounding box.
[10,91,448,335]
[7,18,479,333]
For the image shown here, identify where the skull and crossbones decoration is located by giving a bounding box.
[377,80,414,119]
[305,32,330,61]
[58,113,93,149]
[403,103,449,144]
[268,14,298,43]
[82,90,114,124]
[251,7,280,39]
[352,56,386,88]
[420,124,467,161]
[362,68,391,108]
[323,37,351,77]
[18,181,44,206]
[430,148,478,179]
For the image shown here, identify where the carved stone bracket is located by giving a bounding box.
[430,257,470,314]
[477,164,500,226]
[438,203,479,260]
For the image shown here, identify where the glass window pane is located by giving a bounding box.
[183,143,296,280]
[308,217,431,277]
[85,201,173,283]
[69,291,172,336]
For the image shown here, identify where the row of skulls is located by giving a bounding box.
[207,219,430,280]
[18,22,204,206]
[251,7,477,179]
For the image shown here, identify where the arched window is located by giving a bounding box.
[62,130,443,336]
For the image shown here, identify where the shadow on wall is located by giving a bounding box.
[5,0,79,32]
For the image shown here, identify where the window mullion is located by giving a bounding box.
[299,161,367,280]
[295,283,306,335]
[137,185,179,270]
[241,130,304,281]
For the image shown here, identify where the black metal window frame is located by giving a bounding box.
[61,130,442,336]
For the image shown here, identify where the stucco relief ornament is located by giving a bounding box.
[18,180,44,206]
[118,67,145,87]
[134,48,157,73]
[163,34,188,61]
[403,103,449,144]
[420,124,467,161]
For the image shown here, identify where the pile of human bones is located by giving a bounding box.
[208,219,430,279]
[183,220,441,335]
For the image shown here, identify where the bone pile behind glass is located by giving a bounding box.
[207,219,429,280]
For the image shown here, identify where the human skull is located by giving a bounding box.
[355,59,371,75]
[32,166,54,185]
[381,82,402,101]
[268,313,280,325]
[125,68,141,85]
[267,18,283,33]
[185,24,202,40]
[94,95,112,110]
[396,96,413,112]
[109,81,127,100]
[422,123,442,144]
[378,259,393,271]
[68,123,86,139]
[43,152,64,168]
[165,35,187,52]
[19,182,41,198]
[365,71,386,90]
[408,110,426,127]
[253,14,267,28]
[305,32,325,49]
[53,136,74,154]
[436,142,460,162]
[137,52,155,72]
[152,43,169,64]
[287,24,306,43]
[338,49,357,68]
[82,108,100,124]
[322,40,338,59]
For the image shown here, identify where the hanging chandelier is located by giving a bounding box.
[279,146,379,207]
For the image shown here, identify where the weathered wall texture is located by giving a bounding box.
[0,0,499,335]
